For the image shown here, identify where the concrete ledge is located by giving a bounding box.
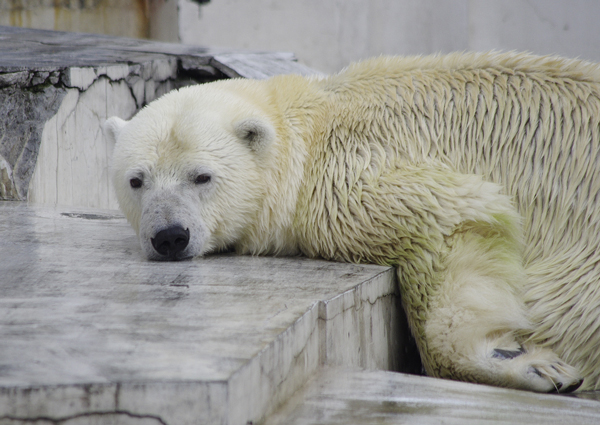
[0,201,412,425]
[264,367,600,425]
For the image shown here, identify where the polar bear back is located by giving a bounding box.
[313,53,600,385]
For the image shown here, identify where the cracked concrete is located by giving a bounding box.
[0,411,168,425]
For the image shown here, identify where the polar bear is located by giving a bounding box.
[104,51,600,393]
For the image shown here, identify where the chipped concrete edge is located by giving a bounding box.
[229,266,397,425]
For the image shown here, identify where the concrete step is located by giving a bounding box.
[264,367,600,425]
[0,201,412,425]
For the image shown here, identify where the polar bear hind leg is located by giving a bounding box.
[423,225,583,392]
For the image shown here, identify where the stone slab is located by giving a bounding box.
[264,367,600,425]
[0,25,318,78]
[0,201,409,425]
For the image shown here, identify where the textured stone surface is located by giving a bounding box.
[265,368,600,425]
[0,25,319,205]
[0,84,66,200]
[0,201,411,425]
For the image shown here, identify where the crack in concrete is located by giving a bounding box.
[0,410,168,425]
[317,288,395,322]
[254,310,320,424]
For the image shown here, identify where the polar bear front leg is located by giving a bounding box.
[422,227,583,392]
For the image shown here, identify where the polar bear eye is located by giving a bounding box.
[194,174,211,185]
[130,177,143,189]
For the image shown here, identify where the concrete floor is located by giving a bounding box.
[1,201,599,424]
[264,368,600,425]
[0,201,405,424]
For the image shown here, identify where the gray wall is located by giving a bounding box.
[178,0,600,73]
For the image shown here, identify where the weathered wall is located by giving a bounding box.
[179,0,600,73]
[0,0,151,38]
[4,1,599,74]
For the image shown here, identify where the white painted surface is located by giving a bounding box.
[177,0,600,73]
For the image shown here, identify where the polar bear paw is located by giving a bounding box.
[491,346,583,393]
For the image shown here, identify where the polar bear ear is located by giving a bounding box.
[103,117,128,148]
[233,117,275,154]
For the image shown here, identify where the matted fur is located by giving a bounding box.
[106,51,600,392]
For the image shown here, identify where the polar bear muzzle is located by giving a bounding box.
[137,189,207,261]
[151,226,190,260]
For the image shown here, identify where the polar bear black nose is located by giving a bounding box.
[151,226,190,258]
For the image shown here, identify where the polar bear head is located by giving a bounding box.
[104,82,278,260]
